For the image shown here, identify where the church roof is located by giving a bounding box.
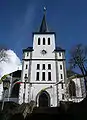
[11,70,21,78]
[54,47,65,52]
[39,8,49,33]
[23,47,33,52]
[33,8,55,34]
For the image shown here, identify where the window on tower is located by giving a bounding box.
[61,74,63,79]
[48,38,50,45]
[38,38,40,45]
[59,52,61,56]
[60,65,62,70]
[37,64,40,69]
[42,64,45,70]
[27,52,29,56]
[43,38,45,45]
[62,94,64,99]
[61,83,63,89]
[42,72,45,81]
[48,64,51,69]
[36,72,39,81]
[25,74,27,78]
[48,72,51,81]
[26,64,28,69]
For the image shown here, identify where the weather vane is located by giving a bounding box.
[44,7,46,11]
[43,6,46,14]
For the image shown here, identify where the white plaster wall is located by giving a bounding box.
[57,61,65,82]
[23,52,30,59]
[72,78,82,97]
[30,84,57,107]
[80,77,86,97]
[32,34,55,59]
[19,83,24,104]
[30,60,56,82]
[56,52,65,59]
[58,83,66,101]
[0,83,3,100]
[21,61,30,82]
[19,33,67,106]
[24,84,29,103]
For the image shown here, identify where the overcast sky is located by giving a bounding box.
[0,0,87,70]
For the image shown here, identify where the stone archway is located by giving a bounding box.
[38,91,50,107]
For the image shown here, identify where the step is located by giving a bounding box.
[33,107,60,114]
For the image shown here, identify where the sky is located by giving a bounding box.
[0,49,21,79]
[0,0,87,70]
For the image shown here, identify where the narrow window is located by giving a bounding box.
[48,38,50,45]
[42,64,45,70]
[69,80,76,97]
[42,72,45,81]
[61,83,63,89]
[48,64,51,69]
[37,64,40,69]
[62,94,64,99]
[25,74,27,78]
[43,38,45,45]
[27,52,29,56]
[61,74,63,79]
[36,72,39,81]
[26,64,28,69]
[60,65,62,70]
[24,83,26,89]
[59,52,61,56]
[38,38,40,45]
[48,72,51,81]
[23,93,25,101]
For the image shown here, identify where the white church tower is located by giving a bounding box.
[19,8,67,107]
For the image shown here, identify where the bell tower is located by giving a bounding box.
[19,8,67,107]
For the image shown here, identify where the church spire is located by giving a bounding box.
[39,7,49,33]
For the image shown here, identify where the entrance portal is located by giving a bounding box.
[39,91,50,107]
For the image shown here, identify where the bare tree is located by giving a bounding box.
[69,44,87,90]
[0,47,9,63]
[69,44,87,75]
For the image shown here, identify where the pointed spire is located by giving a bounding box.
[39,7,49,33]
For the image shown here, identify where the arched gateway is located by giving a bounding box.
[38,91,50,107]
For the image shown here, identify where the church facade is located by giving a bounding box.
[0,9,85,107]
[19,10,67,107]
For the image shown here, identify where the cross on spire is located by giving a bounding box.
[39,7,49,33]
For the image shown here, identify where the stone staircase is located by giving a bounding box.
[32,107,60,114]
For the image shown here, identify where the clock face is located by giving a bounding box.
[41,50,47,55]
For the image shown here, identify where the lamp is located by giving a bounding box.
[3,77,10,90]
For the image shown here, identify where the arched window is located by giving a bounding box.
[38,91,50,107]
[48,38,50,45]
[38,38,40,45]
[43,38,45,45]
[48,64,51,69]
[69,80,76,97]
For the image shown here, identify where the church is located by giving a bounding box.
[19,8,67,106]
[0,8,86,107]
[18,8,85,106]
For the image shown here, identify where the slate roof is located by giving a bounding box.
[11,70,21,78]
[39,11,49,33]
[54,47,65,52]
[23,47,33,52]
